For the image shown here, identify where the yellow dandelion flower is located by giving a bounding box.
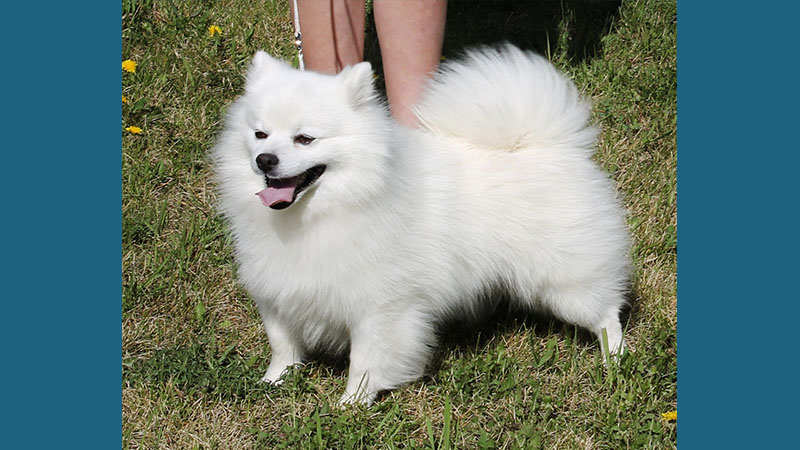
[661,411,677,421]
[209,25,222,37]
[125,126,142,135]
[122,95,129,104]
[122,59,137,73]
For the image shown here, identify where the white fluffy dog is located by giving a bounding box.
[212,45,631,405]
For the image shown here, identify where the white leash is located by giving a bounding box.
[292,0,305,70]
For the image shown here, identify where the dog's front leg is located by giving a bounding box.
[257,307,305,384]
[339,310,435,406]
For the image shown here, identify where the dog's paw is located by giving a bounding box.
[259,362,305,385]
[336,390,376,408]
[600,340,630,367]
[259,372,285,385]
[259,366,293,385]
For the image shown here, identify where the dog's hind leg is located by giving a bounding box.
[590,310,626,361]
[532,283,627,360]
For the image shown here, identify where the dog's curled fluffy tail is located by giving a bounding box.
[414,45,598,152]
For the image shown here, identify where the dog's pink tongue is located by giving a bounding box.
[255,178,298,207]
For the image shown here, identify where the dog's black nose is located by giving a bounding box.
[256,153,279,172]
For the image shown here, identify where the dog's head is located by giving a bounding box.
[217,51,392,215]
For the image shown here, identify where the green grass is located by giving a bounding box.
[122,0,676,448]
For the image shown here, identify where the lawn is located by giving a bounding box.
[122,0,677,448]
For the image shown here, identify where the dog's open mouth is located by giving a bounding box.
[255,165,326,210]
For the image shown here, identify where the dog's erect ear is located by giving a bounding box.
[338,62,375,106]
[247,51,287,79]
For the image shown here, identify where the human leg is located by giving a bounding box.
[294,0,366,73]
[374,0,447,126]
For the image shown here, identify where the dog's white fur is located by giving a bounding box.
[212,45,631,405]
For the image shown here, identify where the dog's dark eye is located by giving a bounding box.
[294,134,315,145]
[254,131,269,139]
